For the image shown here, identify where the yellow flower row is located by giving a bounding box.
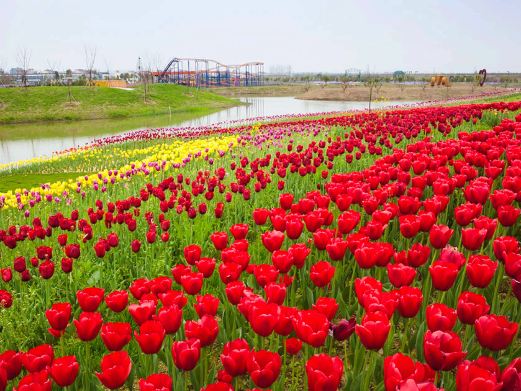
[0,135,237,210]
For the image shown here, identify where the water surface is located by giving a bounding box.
[0,97,417,164]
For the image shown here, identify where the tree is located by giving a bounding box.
[84,46,97,86]
[17,48,31,88]
[65,69,74,103]
[364,73,383,113]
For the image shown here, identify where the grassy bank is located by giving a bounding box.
[0,84,239,124]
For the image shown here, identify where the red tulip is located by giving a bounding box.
[101,322,132,351]
[139,373,173,391]
[457,291,490,325]
[265,282,287,305]
[288,243,310,268]
[429,261,459,291]
[220,338,250,377]
[306,353,343,391]
[183,244,202,265]
[249,302,279,337]
[355,311,391,350]
[461,228,487,251]
[399,215,421,238]
[172,339,201,371]
[196,257,216,278]
[501,358,521,390]
[135,320,166,354]
[180,272,204,295]
[286,217,304,240]
[230,223,249,240]
[466,255,497,288]
[0,350,22,380]
[313,297,338,321]
[105,290,129,312]
[456,356,501,391]
[272,250,293,273]
[253,208,269,225]
[50,355,79,387]
[497,205,521,227]
[185,315,219,347]
[129,300,156,325]
[247,350,281,388]
[310,261,335,287]
[285,337,303,355]
[210,232,228,251]
[426,303,457,332]
[45,302,71,332]
[22,344,54,373]
[293,310,329,347]
[194,294,219,317]
[397,286,423,318]
[429,224,454,249]
[14,370,52,391]
[475,314,518,351]
[76,287,105,312]
[387,263,416,288]
[74,311,103,341]
[96,351,132,389]
[423,330,466,371]
[261,230,285,252]
[384,353,435,391]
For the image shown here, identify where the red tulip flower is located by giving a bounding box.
[261,230,285,252]
[14,370,52,391]
[194,294,220,317]
[172,339,201,371]
[461,228,487,251]
[285,337,303,355]
[355,311,391,350]
[73,311,103,341]
[50,355,79,387]
[387,263,416,288]
[101,322,132,351]
[310,261,335,287]
[0,350,22,380]
[423,330,466,371]
[230,224,249,240]
[210,232,228,251]
[96,351,132,389]
[475,314,518,351]
[306,354,343,391]
[105,290,129,313]
[426,303,457,332]
[180,272,204,295]
[293,310,330,347]
[246,350,282,388]
[313,297,339,321]
[220,338,250,377]
[185,315,219,347]
[457,292,490,325]
[384,353,435,391]
[22,344,54,373]
[397,286,423,318]
[134,320,166,354]
[139,373,173,391]
[501,358,521,390]
[429,261,459,291]
[455,356,501,391]
[249,302,279,337]
[129,300,156,325]
[466,255,497,288]
[76,287,105,312]
[45,302,71,332]
[272,250,293,273]
[429,225,454,249]
[183,244,202,265]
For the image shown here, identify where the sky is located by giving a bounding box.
[1,0,519,74]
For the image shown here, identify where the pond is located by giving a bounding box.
[0,97,418,164]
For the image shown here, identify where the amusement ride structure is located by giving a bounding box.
[153,58,264,88]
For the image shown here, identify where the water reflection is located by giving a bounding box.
[0,97,417,164]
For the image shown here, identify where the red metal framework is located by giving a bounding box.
[153,58,264,87]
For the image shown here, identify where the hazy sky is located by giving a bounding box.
[1,0,519,73]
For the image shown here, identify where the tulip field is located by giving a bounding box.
[2,97,521,390]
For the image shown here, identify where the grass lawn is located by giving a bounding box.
[0,84,239,124]
[0,172,90,192]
